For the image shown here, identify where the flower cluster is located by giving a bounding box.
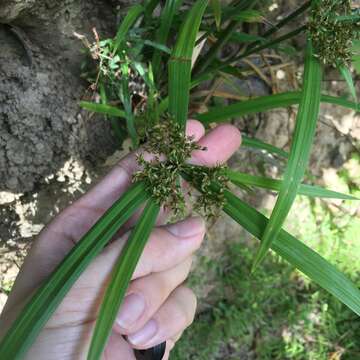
[133,117,228,218]
[308,0,359,67]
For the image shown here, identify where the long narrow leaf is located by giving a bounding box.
[0,183,149,359]
[168,0,209,129]
[223,190,360,316]
[88,199,160,360]
[242,135,289,158]
[113,4,144,53]
[339,64,357,103]
[80,101,126,118]
[253,40,322,270]
[226,170,358,200]
[210,0,222,29]
[152,0,183,79]
[195,92,359,125]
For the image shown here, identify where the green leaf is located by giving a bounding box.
[210,0,222,29]
[252,40,322,270]
[226,170,358,200]
[232,9,264,23]
[335,14,360,22]
[0,183,149,360]
[195,92,301,124]
[88,199,160,360]
[144,40,172,54]
[352,40,360,74]
[242,135,289,158]
[113,4,144,53]
[339,64,357,103]
[144,0,160,19]
[80,101,126,118]
[353,55,360,75]
[169,0,209,129]
[234,25,307,62]
[152,0,183,79]
[223,189,360,317]
[195,92,359,124]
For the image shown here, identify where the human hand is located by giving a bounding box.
[0,120,241,359]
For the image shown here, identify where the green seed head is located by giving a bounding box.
[133,117,228,219]
[308,0,359,67]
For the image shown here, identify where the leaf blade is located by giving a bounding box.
[226,169,358,200]
[88,199,160,360]
[195,92,359,125]
[168,0,209,129]
[210,0,222,29]
[152,0,183,79]
[223,190,360,317]
[253,40,323,270]
[80,101,126,118]
[339,64,357,103]
[0,183,149,360]
[113,4,144,53]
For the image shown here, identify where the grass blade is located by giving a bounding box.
[210,0,222,30]
[195,92,359,125]
[226,169,358,200]
[113,4,144,53]
[0,183,149,360]
[223,189,360,316]
[168,0,209,129]
[195,92,300,124]
[152,0,183,79]
[232,9,264,23]
[242,135,289,158]
[339,64,357,103]
[80,101,126,118]
[252,40,322,270]
[88,199,160,360]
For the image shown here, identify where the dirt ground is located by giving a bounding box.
[1,0,360,324]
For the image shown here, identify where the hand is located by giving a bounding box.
[0,120,241,359]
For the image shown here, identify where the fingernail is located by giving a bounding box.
[127,319,158,346]
[117,293,146,329]
[167,217,205,238]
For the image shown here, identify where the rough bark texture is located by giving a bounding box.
[0,0,124,192]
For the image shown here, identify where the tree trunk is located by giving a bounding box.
[0,0,125,192]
